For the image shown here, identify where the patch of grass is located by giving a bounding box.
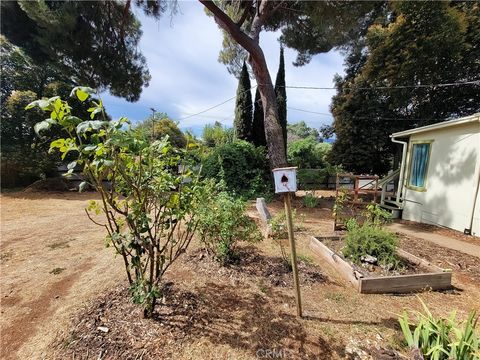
[257,280,268,294]
[303,191,319,208]
[62,333,79,349]
[50,267,66,275]
[297,254,314,265]
[319,324,335,337]
[325,292,347,303]
[0,251,13,263]
[47,241,70,250]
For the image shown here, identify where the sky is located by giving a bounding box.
[102,1,346,136]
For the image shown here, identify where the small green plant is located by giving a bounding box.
[196,185,262,265]
[297,254,313,265]
[332,187,351,220]
[364,204,392,226]
[342,219,400,267]
[399,298,480,360]
[303,191,319,208]
[50,267,65,275]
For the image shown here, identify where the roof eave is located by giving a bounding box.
[391,113,480,138]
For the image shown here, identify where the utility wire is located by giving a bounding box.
[177,85,258,121]
[282,79,480,90]
[288,107,331,116]
[176,80,479,123]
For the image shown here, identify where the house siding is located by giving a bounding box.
[401,121,480,235]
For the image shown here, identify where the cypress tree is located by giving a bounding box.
[251,88,267,147]
[233,61,253,141]
[274,46,287,153]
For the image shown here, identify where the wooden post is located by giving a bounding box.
[284,192,302,317]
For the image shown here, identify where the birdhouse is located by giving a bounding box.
[272,167,298,193]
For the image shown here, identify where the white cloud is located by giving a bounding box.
[102,2,345,134]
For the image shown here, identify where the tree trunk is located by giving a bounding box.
[250,52,286,168]
[199,0,287,168]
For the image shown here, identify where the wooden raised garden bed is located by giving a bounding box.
[309,235,452,294]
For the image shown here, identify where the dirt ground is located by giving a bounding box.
[0,192,124,359]
[1,191,479,359]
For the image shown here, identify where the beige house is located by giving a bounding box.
[385,113,480,236]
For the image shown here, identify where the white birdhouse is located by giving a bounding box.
[272,167,297,193]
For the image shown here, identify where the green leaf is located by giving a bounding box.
[83,144,98,152]
[77,120,108,134]
[67,161,77,170]
[76,89,89,102]
[62,115,82,127]
[90,107,102,119]
[70,86,95,102]
[25,99,51,110]
[79,181,87,193]
[34,118,56,135]
[76,121,90,134]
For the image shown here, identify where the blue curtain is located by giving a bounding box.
[410,143,430,187]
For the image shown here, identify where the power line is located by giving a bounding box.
[176,79,479,123]
[288,107,332,116]
[177,85,258,121]
[282,80,480,90]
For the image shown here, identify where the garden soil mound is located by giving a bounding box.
[23,177,70,192]
[186,246,327,287]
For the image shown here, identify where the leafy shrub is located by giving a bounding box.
[364,204,392,226]
[287,137,332,169]
[136,114,187,148]
[201,140,271,198]
[196,185,262,264]
[28,87,204,318]
[342,219,400,267]
[202,122,234,147]
[1,90,58,187]
[399,299,480,360]
[303,191,319,208]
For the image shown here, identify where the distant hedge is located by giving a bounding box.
[201,140,272,198]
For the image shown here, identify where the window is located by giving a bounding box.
[408,142,431,190]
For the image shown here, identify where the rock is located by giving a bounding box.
[97,326,109,333]
[256,198,272,223]
[361,255,378,265]
[345,339,372,360]
[410,348,424,360]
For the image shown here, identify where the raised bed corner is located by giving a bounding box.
[309,236,452,294]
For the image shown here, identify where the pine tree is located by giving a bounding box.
[274,46,287,154]
[251,88,266,147]
[329,1,480,175]
[233,61,253,141]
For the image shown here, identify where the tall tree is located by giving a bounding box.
[329,1,480,175]
[0,38,105,186]
[200,1,377,168]
[287,121,319,143]
[0,0,158,101]
[274,46,287,153]
[251,87,266,147]
[137,113,187,148]
[234,61,253,141]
